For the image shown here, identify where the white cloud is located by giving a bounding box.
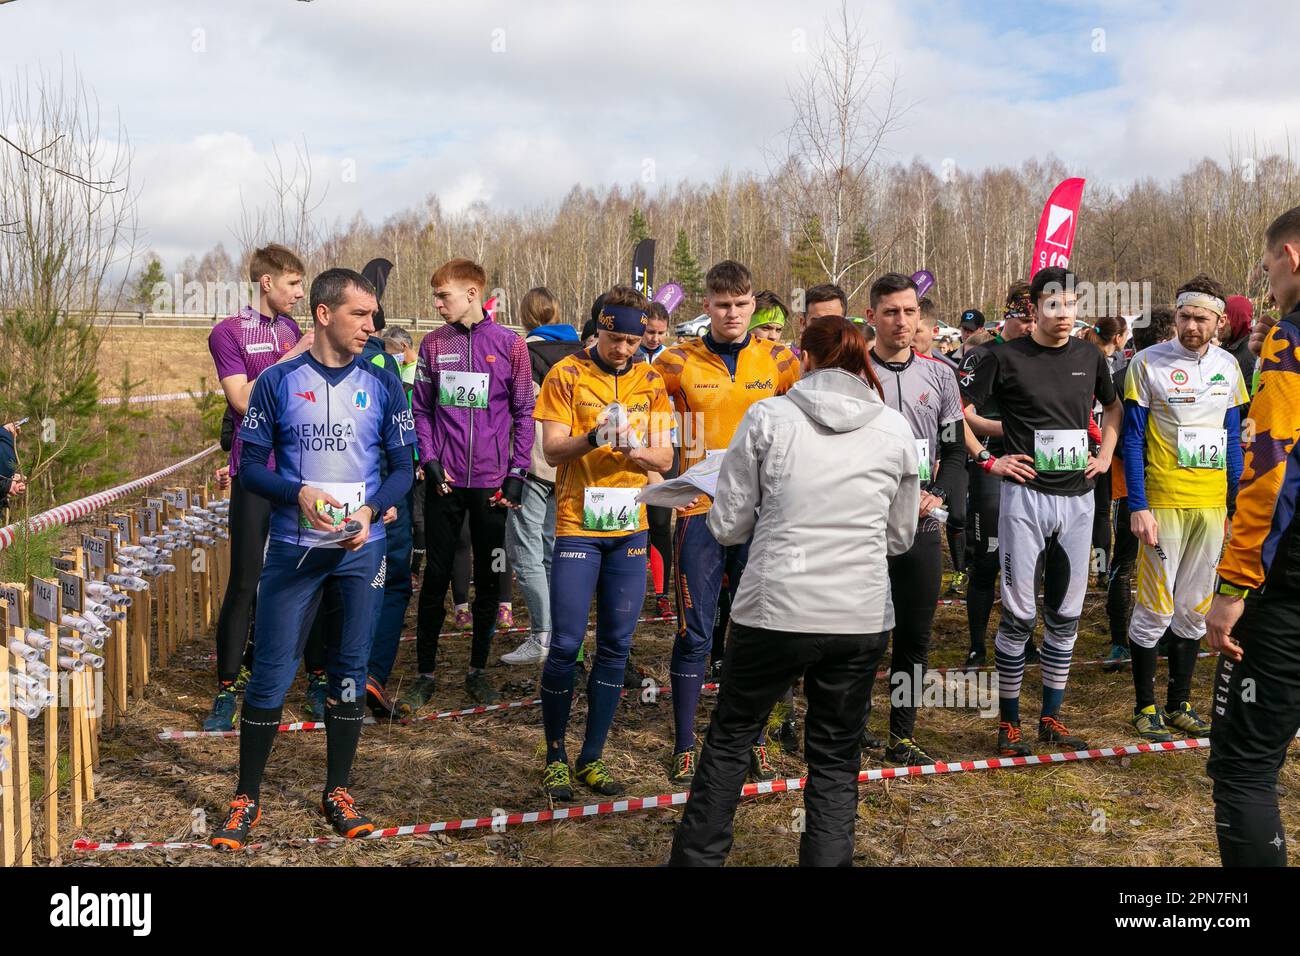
[3,0,1299,267]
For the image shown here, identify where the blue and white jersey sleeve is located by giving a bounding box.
[382,374,417,454]
[240,371,280,450]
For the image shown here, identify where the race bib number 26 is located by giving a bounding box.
[439,370,489,409]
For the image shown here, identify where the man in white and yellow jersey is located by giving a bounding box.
[1123,274,1249,741]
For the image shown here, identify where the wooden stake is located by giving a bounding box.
[6,643,32,867]
[0,641,14,868]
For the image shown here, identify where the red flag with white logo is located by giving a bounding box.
[1030,177,1085,276]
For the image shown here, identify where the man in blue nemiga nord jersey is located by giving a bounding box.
[209,268,415,850]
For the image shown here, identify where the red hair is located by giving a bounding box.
[800,316,882,396]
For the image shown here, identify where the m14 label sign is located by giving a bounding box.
[31,578,59,624]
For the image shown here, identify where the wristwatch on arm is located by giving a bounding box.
[1215,578,1250,599]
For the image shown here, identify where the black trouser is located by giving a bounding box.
[214,474,270,685]
[866,529,942,741]
[946,523,967,575]
[1207,583,1300,866]
[1092,471,1112,580]
[1107,496,1137,649]
[411,477,427,578]
[648,503,673,595]
[668,622,887,867]
[451,513,511,605]
[452,515,471,605]
[415,486,507,672]
[966,461,1001,654]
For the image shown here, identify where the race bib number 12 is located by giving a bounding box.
[1177,427,1227,470]
[439,370,489,409]
[1034,429,1088,473]
[583,487,640,533]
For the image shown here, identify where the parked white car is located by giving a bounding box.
[674,313,710,338]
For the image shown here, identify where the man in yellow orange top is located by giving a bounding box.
[1205,205,1300,866]
[653,260,800,785]
[533,285,674,802]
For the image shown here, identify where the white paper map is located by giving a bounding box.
[636,453,725,508]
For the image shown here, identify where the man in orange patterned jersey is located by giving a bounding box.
[1205,205,1300,866]
[653,260,800,786]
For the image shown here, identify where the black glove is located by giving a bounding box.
[423,458,451,494]
[499,476,524,507]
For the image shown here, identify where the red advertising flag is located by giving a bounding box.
[1030,177,1086,276]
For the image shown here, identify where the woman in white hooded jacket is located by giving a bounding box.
[668,316,920,867]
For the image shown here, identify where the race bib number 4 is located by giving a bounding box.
[439,370,489,409]
[299,480,366,528]
[1177,427,1227,470]
[915,439,932,483]
[1034,429,1088,473]
[583,487,640,533]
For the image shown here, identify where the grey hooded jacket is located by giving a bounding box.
[707,367,920,634]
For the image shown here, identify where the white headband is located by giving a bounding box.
[1175,291,1226,316]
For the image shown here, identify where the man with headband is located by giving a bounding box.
[533,286,674,800]
[1122,275,1248,743]
[654,261,800,786]
[748,290,789,342]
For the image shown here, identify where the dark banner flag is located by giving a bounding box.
[632,238,655,301]
[361,257,395,328]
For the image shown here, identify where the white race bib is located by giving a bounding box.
[583,487,640,533]
[1034,429,1088,473]
[915,439,932,483]
[1177,427,1227,470]
[299,480,366,528]
[439,370,489,409]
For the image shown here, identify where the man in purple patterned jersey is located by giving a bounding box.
[404,257,535,710]
[202,243,313,731]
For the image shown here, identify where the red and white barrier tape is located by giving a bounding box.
[164,647,1215,739]
[98,389,223,407]
[73,737,1208,854]
[0,445,219,551]
[158,682,721,739]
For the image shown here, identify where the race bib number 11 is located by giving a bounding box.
[1177,427,1227,470]
[1034,429,1088,473]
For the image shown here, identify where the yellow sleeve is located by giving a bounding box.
[1123,355,1145,405]
[534,364,576,426]
[1219,324,1300,588]
[652,348,685,404]
[774,344,800,392]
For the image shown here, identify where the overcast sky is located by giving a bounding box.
[3,0,1297,269]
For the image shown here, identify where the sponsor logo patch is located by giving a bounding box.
[246,342,274,354]
[294,390,317,403]
[352,390,370,410]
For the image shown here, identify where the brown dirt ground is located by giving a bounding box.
[17,366,1299,867]
[37,504,1299,867]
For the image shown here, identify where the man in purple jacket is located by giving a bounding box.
[403,258,534,708]
[203,243,312,732]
